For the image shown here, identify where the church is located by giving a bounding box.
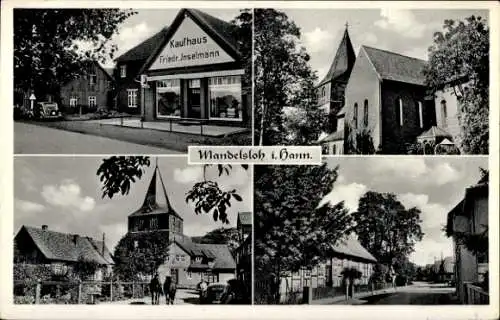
[126,164,236,288]
[317,25,463,155]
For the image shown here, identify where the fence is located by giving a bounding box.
[464,283,489,305]
[14,279,151,304]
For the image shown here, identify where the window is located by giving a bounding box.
[332,144,337,155]
[398,98,404,126]
[89,74,97,86]
[88,96,96,108]
[69,96,78,107]
[176,255,180,262]
[441,100,448,128]
[150,217,158,229]
[417,101,423,128]
[209,76,242,120]
[120,65,127,78]
[157,79,181,117]
[127,89,138,108]
[187,271,192,279]
[363,99,369,126]
[322,143,329,155]
[353,103,358,129]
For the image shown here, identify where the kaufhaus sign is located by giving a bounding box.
[149,16,234,70]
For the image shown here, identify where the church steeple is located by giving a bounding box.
[317,23,356,87]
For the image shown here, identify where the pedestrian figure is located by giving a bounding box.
[149,273,162,305]
[163,275,177,305]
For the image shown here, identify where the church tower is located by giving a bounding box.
[127,163,184,243]
[316,24,356,132]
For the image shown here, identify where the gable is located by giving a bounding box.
[148,15,235,71]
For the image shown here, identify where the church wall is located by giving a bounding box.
[344,48,381,150]
[434,85,462,139]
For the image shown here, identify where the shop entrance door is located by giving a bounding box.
[187,79,201,119]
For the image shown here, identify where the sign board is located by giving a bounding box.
[29,94,36,100]
[149,15,234,70]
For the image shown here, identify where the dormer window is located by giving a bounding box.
[195,256,202,263]
[120,65,127,78]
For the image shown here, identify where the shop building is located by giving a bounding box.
[115,8,251,127]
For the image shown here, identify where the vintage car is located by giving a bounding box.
[199,283,227,304]
[34,102,62,120]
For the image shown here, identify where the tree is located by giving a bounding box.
[192,227,240,254]
[345,126,376,154]
[352,191,424,268]
[113,231,170,281]
[254,9,326,146]
[73,255,100,280]
[14,9,136,100]
[423,15,489,154]
[254,164,353,303]
[230,9,253,90]
[97,157,247,224]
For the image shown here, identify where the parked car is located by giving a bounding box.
[220,279,250,304]
[199,283,227,304]
[34,102,62,120]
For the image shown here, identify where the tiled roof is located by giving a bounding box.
[318,28,356,87]
[417,126,453,141]
[332,234,377,263]
[20,226,114,265]
[188,9,238,53]
[176,239,236,270]
[129,166,182,220]
[237,212,252,227]
[321,130,344,143]
[115,27,169,62]
[362,46,427,86]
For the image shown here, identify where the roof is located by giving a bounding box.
[318,27,356,87]
[321,130,344,143]
[175,239,236,270]
[332,234,377,263]
[103,67,114,79]
[129,166,182,220]
[417,126,453,141]
[362,46,427,86]
[237,212,252,227]
[140,8,241,74]
[18,226,114,265]
[115,26,169,62]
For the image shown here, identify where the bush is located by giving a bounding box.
[14,295,35,304]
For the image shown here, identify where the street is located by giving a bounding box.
[14,122,182,154]
[361,282,458,305]
[103,288,200,305]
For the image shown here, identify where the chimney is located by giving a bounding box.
[42,225,48,231]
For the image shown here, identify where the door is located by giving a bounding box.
[187,79,201,119]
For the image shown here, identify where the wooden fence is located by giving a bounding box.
[464,283,489,305]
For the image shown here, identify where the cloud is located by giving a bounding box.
[403,46,429,60]
[360,32,378,45]
[15,199,45,213]
[115,22,152,55]
[374,9,427,39]
[217,165,251,189]
[41,180,95,212]
[433,162,462,185]
[100,223,128,253]
[174,166,203,184]
[319,182,367,212]
[303,27,334,53]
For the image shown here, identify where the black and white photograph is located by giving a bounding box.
[14,8,253,154]
[253,9,489,155]
[254,157,489,305]
[13,156,252,305]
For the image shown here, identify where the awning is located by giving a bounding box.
[147,69,245,81]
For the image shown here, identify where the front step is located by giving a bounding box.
[178,119,203,126]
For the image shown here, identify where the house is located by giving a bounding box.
[14,225,114,280]
[126,164,236,288]
[446,181,488,304]
[59,61,114,112]
[276,234,377,301]
[235,212,252,291]
[315,26,356,132]
[341,46,437,154]
[114,8,252,127]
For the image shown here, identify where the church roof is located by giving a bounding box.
[317,27,356,87]
[129,166,182,220]
[362,46,427,86]
[16,226,114,265]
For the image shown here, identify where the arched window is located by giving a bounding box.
[441,100,448,128]
[417,101,423,128]
[353,103,358,129]
[363,99,369,126]
[398,98,403,126]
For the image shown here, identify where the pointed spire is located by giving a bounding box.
[140,164,175,215]
[317,24,356,87]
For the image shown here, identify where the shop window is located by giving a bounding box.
[120,65,126,78]
[127,89,138,108]
[363,99,369,126]
[69,96,78,107]
[209,76,242,121]
[88,96,97,108]
[157,79,181,117]
[353,103,358,129]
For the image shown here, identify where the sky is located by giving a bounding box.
[283,8,489,82]
[101,8,243,68]
[319,157,488,267]
[14,156,252,252]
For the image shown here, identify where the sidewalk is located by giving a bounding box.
[311,287,397,305]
